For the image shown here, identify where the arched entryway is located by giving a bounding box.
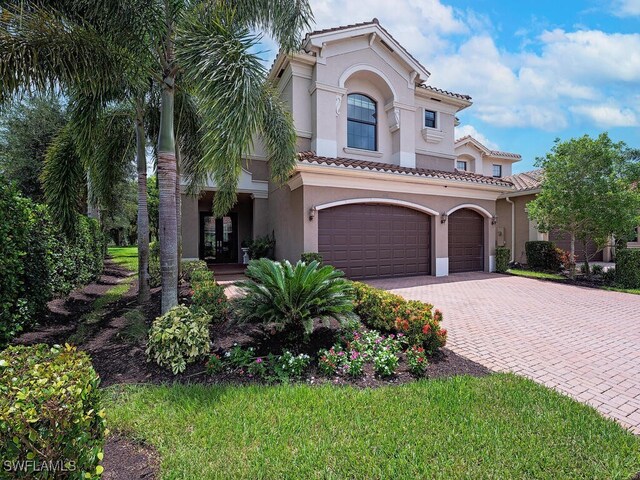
[318,203,431,279]
[448,208,484,273]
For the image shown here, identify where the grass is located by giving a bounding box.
[116,309,148,344]
[604,286,640,295]
[108,246,138,272]
[106,374,640,479]
[507,268,566,281]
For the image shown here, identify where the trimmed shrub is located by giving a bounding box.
[615,249,640,288]
[0,180,106,345]
[602,267,616,285]
[301,252,323,264]
[190,268,214,286]
[525,241,562,271]
[236,259,355,341]
[192,280,228,322]
[351,282,447,352]
[146,305,211,374]
[246,234,276,260]
[495,247,510,273]
[591,264,604,276]
[0,344,106,479]
[180,260,208,283]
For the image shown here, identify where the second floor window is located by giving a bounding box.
[456,160,467,171]
[424,109,437,128]
[347,94,377,151]
[492,164,503,178]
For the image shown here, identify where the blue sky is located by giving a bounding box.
[262,0,640,172]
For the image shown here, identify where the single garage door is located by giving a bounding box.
[448,208,484,273]
[318,203,430,279]
[549,230,603,262]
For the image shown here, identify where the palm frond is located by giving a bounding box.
[41,124,84,235]
[227,0,313,52]
[0,4,137,103]
[177,6,267,217]
[260,84,297,185]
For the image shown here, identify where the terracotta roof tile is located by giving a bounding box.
[503,169,544,191]
[417,85,472,101]
[297,152,513,187]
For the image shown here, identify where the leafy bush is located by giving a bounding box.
[0,344,106,479]
[318,346,344,376]
[615,249,640,288]
[301,252,323,264]
[191,280,228,322]
[406,346,428,376]
[148,240,161,288]
[180,260,209,283]
[591,264,604,276]
[246,233,276,260]
[495,247,510,273]
[225,344,256,370]
[205,353,224,374]
[372,348,399,377]
[525,241,562,271]
[269,351,311,381]
[146,305,211,374]
[0,180,106,345]
[190,268,214,286]
[236,259,355,341]
[352,282,447,352]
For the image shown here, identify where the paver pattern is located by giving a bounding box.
[368,273,640,434]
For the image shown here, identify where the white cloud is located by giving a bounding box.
[570,103,639,127]
[455,125,499,149]
[612,0,640,16]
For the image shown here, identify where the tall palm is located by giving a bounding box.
[1,0,313,314]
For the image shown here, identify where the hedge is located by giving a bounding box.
[0,179,106,345]
[0,344,106,479]
[615,249,640,288]
[525,241,562,271]
[495,247,510,273]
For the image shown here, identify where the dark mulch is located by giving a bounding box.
[102,434,159,480]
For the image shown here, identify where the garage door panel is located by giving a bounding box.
[549,230,603,262]
[319,203,431,279]
[448,209,484,273]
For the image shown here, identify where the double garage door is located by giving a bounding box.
[318,204,484,279]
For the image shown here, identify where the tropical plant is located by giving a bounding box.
[236,259,355,341]
[146,305,211,374]
[191,279,228,322]
[1,0,313,314]
[406,346,428,376]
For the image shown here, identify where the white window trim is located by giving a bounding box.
[492,164,503,178]
[456,160,468,171]
[423,108,439,129]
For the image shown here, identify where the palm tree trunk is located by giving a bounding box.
[157,1,178,314]
[136,100,151,303]
[86,177,100,221]
[176,143,182,284]
[158,78,178,312]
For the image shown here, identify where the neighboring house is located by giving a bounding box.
[180,18,521,279]
[497,170,640,264]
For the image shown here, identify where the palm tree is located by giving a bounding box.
[1,0,313,314]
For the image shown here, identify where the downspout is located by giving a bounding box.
[505,196,515,262]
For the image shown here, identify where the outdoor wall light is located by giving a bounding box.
[309,207,316,221]
[440,213,448,224]
[491,216,498,225]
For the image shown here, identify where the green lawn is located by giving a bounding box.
[106,374,639,479]
[604,286,640,295]
[507,268,566,281]
[108,246,138,272]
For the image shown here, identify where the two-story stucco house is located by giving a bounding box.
[180,19,523,279]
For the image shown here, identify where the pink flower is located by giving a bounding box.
[256,357,263,364]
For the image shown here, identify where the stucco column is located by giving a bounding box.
[434,215,448,276]
[398,107,416,168]
[180,194,199,260]
[311,86,344,157]
[486,219,497,272]
[252,196,269,238]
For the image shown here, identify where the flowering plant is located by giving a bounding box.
[318,346,345,376]
[339,350,367,378]
[406,346,428,376]
[248,356,268,378]
[270,350,311,381]
[372,347,399,377]
[205,353,224,374]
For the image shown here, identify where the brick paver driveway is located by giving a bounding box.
[367,273,640,434]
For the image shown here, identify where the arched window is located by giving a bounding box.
[347,94,377,151]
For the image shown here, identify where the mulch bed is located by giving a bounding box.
[11,259,491,479]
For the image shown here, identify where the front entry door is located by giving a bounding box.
[199,213,238,263]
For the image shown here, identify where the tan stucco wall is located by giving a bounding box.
[496,193,537,263]
[242,159,269,181]
[181,194,199,259]
[268,183,304,262]
[416,153,455,172]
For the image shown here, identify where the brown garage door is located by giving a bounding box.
[318,203,431,279]
[549,230,603,262]
[448,208,484,273]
